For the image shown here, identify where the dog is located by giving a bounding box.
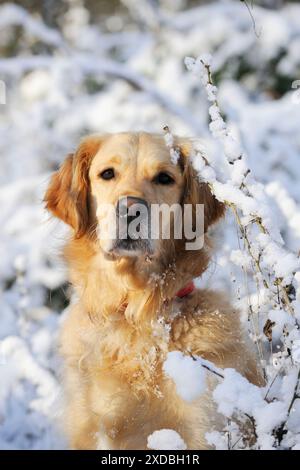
[45,132,262,450]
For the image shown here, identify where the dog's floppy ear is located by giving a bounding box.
[44,135,102,238]
[179,141,225,232]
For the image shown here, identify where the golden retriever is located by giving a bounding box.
[45,132,262,450]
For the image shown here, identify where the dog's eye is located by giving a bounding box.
[153,172,175,185]
[100,168,115,180]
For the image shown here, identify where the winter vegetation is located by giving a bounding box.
[0,0,300,450]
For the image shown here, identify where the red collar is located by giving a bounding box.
[118,281,195,313]
[175,281,195,298]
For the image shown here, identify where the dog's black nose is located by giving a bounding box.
[115,196,152,252]
[116,196,148,222]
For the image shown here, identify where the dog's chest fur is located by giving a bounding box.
[60,295,221,449]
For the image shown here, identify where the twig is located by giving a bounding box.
[189,352,224,379]
[274,368,300,445]
[240,0,261,38]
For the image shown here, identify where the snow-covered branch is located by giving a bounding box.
[181,53,300,449]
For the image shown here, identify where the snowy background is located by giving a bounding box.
[0,0,300,449]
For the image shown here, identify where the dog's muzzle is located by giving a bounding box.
[113,196,152,255]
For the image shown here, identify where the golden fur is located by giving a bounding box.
[45,132,262,450]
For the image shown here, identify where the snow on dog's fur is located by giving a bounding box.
[45,132,262,449]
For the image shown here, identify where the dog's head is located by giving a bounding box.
[45,132,224,260]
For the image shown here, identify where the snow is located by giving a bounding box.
[147,429,187,451]
[1,0,300,450]
[163,127,180,165]
[211,367,289,449]
[213,368,262,418]
[163,351,207,402]
[291,341,300,365]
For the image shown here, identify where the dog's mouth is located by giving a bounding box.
[109,238,154,257]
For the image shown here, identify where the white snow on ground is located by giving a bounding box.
[1,0,300,449]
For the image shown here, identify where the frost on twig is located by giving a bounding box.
[183,54,300,450]
[185,54,300,316]
[163,125,181,165]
